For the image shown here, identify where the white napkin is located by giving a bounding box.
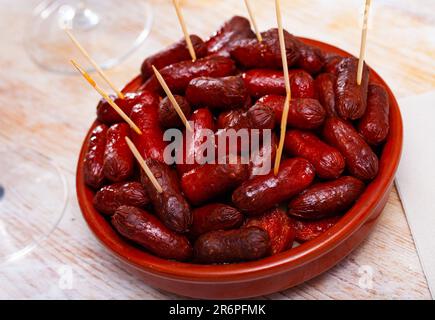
[396,91,435,298]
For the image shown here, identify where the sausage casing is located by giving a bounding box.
[84,124,108,189]
[315,73,337,117]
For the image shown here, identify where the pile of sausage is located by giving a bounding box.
[83,16,390,264]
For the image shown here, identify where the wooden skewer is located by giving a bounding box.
[65,29,125,99]
[70,60,142,135]
[357,0,372,85]
[125,137,163,193]
[172,0,196,62]
[152,65,193,132]
[244,0,262,42]
[273,0,292,176]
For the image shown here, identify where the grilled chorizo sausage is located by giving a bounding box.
[185,76,249,110]
[84,124,108,189]
[190,203,244,237]
[358,84,390,145]
[296,42,324,75]
[194,227,270,264]
[288,176,365,219]
[315,73,337,117]
[284,129,345,179]
[335,57,370,120]
[93,181,149,216]
[181,156,249,205]
[158,95,191,129]
[112,206,192,261]
[232,158,315,215]
[140,159,192,233]
[103,123,134,182]
[323,117,379,181]
[141,35,207,80]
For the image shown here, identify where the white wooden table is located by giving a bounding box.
[0,0,434,299]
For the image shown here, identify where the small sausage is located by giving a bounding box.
[103,123,134,182]
[288,176,365,219]
[232,158,315,215]
[83,124,108,189]
[177,108,216,175]
[181,156,249,205]
[206,16,255,57]
[315,73,337,116]
[231,28,300,69]
[194,227,270,264]
[322,54,343,75]
[142,56,236,94]
[93,181,149,216]
[112,206,192,261]
[254,95,326,130]
[244,208,294,255]
[323,117,379,181]
[129,94,167,162]
[140,159,192,233]
[140,35,207,80]
[296,42,325,75]
[242,69,315,99]
[185,76,249,110]
[290,216,341,243]
[335,57,370,120]
[284,129,345,179]
[97,91,158,125]
[358,84,390,145]
[190,203,244,237]
[249,133,277,178]
[158,95,191,129]
[217,103,275,131]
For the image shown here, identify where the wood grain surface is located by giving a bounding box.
[0,0,434,299]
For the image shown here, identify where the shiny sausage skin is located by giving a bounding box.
[140,159,192,233]
[181,156,249,205]
[190,203,244,238]
[206,16,255,57]
[335,57,370,120]
[231,28,300,69]
[249,133,277,178]
[232,158,315,215]
[288,176,365,219]
[296,42,325,75]
[284,129,345,179]
[112,206,192,261]
[142,56,236,94]
[255,95,326,130]
[140,35,207,80]
[322,53,343,75]
[290,216,341,243]
[84,124,108,189]
[185,76,249,110]
[323,117,379,181]
[103,123,134,182]
[358,84,390,145]
[97,91,159,125]
[194,227,270,264]
[129,93,167,162]
[93,181,149,216]
[242,69,315,99]
[244,208,294,255]
[315,73,337,117]
[158,95,191,129]
[217,103,275,131]
[177,108,216,175]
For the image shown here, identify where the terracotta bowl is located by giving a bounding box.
[76,38,403,299]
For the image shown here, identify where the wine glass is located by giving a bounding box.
[25,0,153,73]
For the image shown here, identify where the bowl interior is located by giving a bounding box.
[76,38,403,282]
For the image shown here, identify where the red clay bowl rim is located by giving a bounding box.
[76,37,403,283]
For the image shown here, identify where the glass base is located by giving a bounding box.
[25,0,153,73]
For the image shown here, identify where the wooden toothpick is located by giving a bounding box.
[152,65,193,132]
[70,60,142,135]
[65,29,125,99]
[244,0,262,42]
[357,0,372,85]
[273,0,292,175]
[125,137,163,193]
[172,0,196,61]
